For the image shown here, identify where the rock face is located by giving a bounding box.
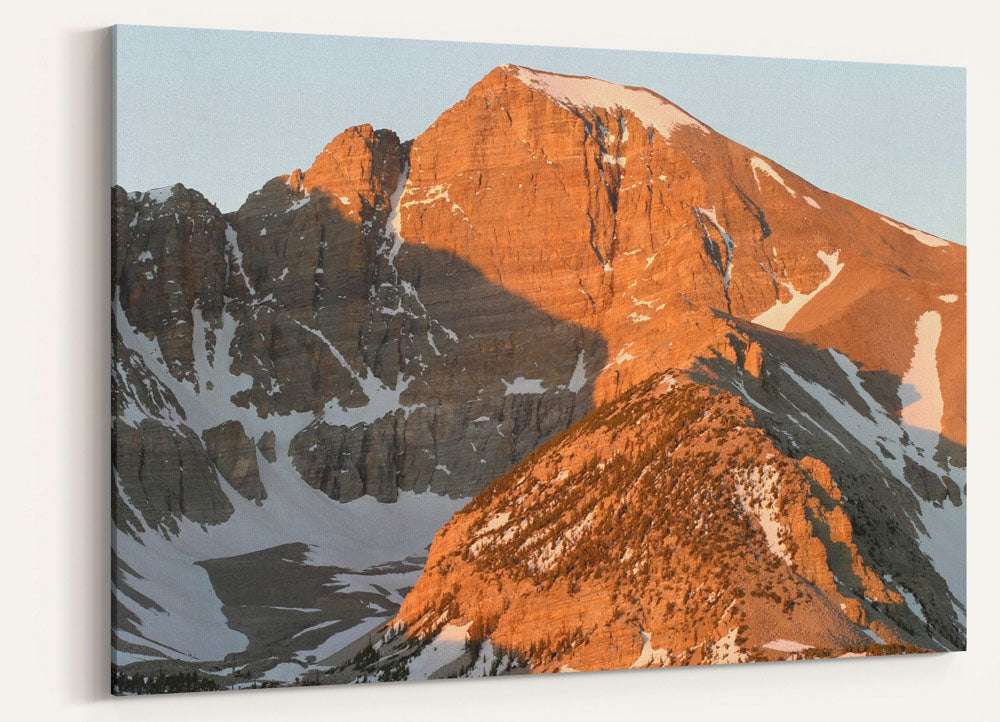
[113,184,228,386]
[398,65,965,453]
[112,64,966,683]
[203,421,266,504]
[689,320,966,649]
[114,419,234,534]
[256,431,276,463]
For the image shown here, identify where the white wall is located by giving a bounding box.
[1,1,996,720]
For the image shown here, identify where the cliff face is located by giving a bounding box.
[112,64,965,684]
[400,65,965,448]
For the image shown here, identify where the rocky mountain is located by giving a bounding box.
[111,65,965,689]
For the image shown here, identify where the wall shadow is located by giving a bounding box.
[67,26,112,703]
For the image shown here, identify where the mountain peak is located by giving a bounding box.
[298,124,403,203]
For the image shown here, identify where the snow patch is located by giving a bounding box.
[146,186,175,204]
[880,216,950,247]
[529,509,598,573]
[511,66,709,141]
[605,343,637,368]
[897,586,929,626]
[296,617,385,665]
[482,512,511,534]
[502,377,546,395]
[750,158,796,197]
[286,194,310,213]
[762,639,813,653]
[900,311,944,437]
[733,466,792,565]
[406,622,472,680]
[631,628,671,668]
[462,640,503,677]
[911,492,966,619]
[401,182,467,218]
[224,225,255,296]
[292,320,424,426]
[708,628,748,664]
[752,250,844,331]
[695,207,735,293]
[111,649,166,666]
[384,166,409,264]
[567,350,587,393]
[863,628,886,645]
[260,662,308,683]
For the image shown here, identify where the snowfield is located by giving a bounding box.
[114,472,465,662]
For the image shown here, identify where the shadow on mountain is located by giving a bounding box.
[113,181,609,511]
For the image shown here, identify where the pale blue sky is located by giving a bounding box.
[113,25,966,243]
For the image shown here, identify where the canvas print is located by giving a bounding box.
[111,25,966,694]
